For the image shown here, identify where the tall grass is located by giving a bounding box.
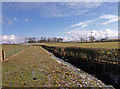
[2,44,30,59]
[41,45,120,88]
[43,42,118,49]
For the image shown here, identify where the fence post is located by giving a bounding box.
[2,50,5,60]
[0,49,2,61]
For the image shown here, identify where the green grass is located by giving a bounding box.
[2,46,107,87]
[2,44,29,51]
[2,44,30,59]
[41,42,118,49]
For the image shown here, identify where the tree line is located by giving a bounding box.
[79,36,109,42]
[24,37,63,43]
[24,35,110,43]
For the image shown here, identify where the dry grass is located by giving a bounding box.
[42,42,118,49]
[2,46,107,87]
[2,44,29,51]
[2,44,30,59]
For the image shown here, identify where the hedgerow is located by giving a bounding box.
[41,45,120,88]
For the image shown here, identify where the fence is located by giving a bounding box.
[1,46,30,60]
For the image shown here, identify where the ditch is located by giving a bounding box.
[41,45,120,89]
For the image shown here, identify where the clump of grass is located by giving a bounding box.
[41,45,120,88]
[2,46,109,87]
[2,44,30,59]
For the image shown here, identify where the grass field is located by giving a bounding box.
[2,44,30,51]
[1,44,30,59]
[2,46,108,87]
[42,42,118,49]
[41,43,120,88]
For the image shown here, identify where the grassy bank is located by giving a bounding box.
[2,44,30,59]
[41,45,120,88]
[42,42,118,49]
[2,46,110,87]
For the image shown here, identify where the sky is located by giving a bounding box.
[1,2,119,43]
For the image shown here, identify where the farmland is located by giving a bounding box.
[40,42,120,88]
[1,43,119,88]
[2,44,30,51]
[42,42,118,49]
[2,1,119,88]
[2,46,110,87]
[2,44,30,59]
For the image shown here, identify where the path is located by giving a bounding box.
[2,46,113,87]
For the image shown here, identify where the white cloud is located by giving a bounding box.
[0,35,24,44]
[13,17,17,21]
[100,15,118,24]
[8,19,13,25]
[65,29,118,41]
[100,15,117,19]
[3,2,102,17]
[70,19,98,27]
[70,14,119,28]
[25,18,29,22]
[2,16,14,25]
[81,24,87,28]
[2,0,111,2]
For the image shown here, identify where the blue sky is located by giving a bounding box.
[2,2,119,42]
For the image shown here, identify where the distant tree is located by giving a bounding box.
[27,37,36,43]
[36,37,63,43]
[28,38,33,43]
[89,35,96,42]
[80,38,85,42]
[40,37,44,42]
[13,42,15,44]
[105,37,109,40]
[53,37,57,42]
[47,37,52,42]
[24,38,28,43]
[100,37,109,42]
[44,37,47,42]
[33,37,36,42]
[59,38,63,42]
[85,37,88,42]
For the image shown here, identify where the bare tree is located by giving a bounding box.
[89,35,96,42]
[85,37,88,42]
[26,37,63,43]
[59,38,63,42]
[47,37,51,42]
[33,37,36,42]
[53,37,57,42]
[80,38,85,42]
[24,38,28,43]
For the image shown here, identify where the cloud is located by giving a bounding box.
[8,19,13,25]
[2,16,13,25]
[13,17,17,21]
[70,19,98,27]
[0,35,24,44]
[3,2,102,17]
[65,29,118,41]
[81,24,87,28]
[25,18,29,22]
[100,15,118,24]
[70,14,119,28]
[2,0,111,2]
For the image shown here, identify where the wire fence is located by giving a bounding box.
[2,46,30,60]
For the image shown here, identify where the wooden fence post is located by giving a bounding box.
[0,49,2,61]
[2,50,5,60]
